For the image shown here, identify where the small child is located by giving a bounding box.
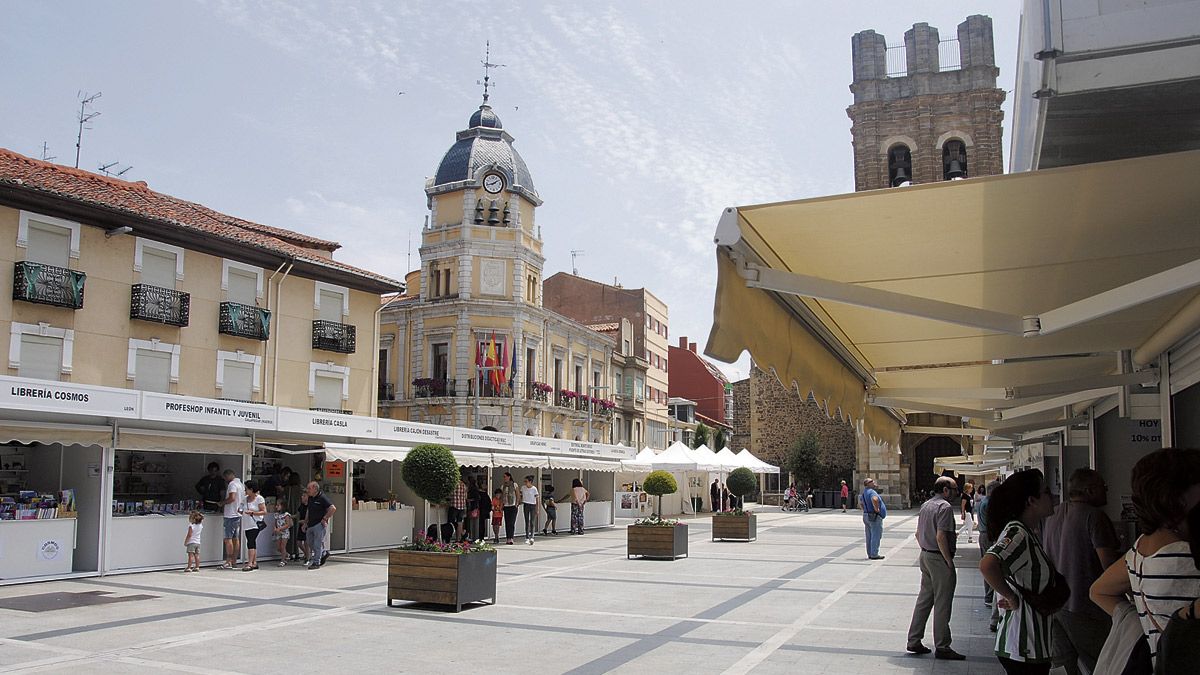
[490,489,503,545]
[184,510,204,572]
[271,501,294,567]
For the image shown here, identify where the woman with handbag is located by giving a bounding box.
[1089,448,1200,672]
[979,468,1059,674]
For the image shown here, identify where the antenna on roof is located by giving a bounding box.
[478,41,506,104]
[74,91,102,168]
[570,249,584,276]
[41,142,56,162]
[97,161,132,177]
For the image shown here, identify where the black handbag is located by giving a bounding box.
[1016,569,1071,616]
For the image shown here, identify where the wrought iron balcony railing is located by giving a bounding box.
[470,378,513,398]
[312,320,356,353]
[412,378,456,398]
[13,261,85,309]
[219,301,271,341]
[130,284,190,327]
[378,382,396,401]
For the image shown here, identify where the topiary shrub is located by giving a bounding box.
[642,470,678,517]
[401,444,460,504]
[726,467,757,513]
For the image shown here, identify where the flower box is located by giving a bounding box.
[387,548,497,612]
[711,513,757,542]
[627,523,688,560]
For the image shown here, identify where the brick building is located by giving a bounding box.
[667,336,731,433]
[847,15,1005,190]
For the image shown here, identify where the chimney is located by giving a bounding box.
[678,336,688,349]
[688,342,697,353]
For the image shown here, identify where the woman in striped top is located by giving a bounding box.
[980,469,1057,674]
[1090,447,1200,668]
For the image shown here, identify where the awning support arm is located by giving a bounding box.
[1010,371,1157,398]
[998,388,1115,420]
[869,397,997,420]
[1036,259,1200,336]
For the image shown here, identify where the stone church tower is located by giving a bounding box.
[847,15,1005,191]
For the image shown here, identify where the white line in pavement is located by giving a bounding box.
[719,531,919,675]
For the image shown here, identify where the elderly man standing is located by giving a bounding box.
[1042,468,1119,675]
[861,477,887,560]
[906,476,965,660]
[301,481,336,570]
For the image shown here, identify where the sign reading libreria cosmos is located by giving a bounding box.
[0,375,139,417]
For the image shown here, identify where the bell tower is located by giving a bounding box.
[847,15,1005,191]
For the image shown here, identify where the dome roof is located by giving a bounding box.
[430,104,538,202]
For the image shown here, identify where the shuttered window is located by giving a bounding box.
[314,374,343,410]
[319,289,344,322]
[141,248,177,289]
[223,361,254,401]
[134,349,172,393]
[27,223,71,267]
[227,268,258,304]
[18,334,63,380]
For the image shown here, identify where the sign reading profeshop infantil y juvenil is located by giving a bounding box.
[0,375,140,418]
[276,407,377,438]
[141,392,276,430]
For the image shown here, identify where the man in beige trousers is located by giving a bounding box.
[906,476,965,660]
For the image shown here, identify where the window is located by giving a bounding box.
[888,144,913,187]
[315,283,349,321]
[127,339,180,393]
[943,139,968,180]
[663,356,668,373]
[553,357,563,391]
[222,261,262,305]
[10,323,73,380]
[645,315,651,329]
[135,239,184,288]
[431,343,449,381]
[623,339,631,355]
[217,350,262,400]
[574,364,583,393]
[18,212,80,265]
[309,362,349,409]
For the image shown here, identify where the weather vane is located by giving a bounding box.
[478,41,506,104]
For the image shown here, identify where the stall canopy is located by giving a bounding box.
[650,442,701,471]
[707,150,1200,442]
[933,455,1009,477]
[0,422,112,447]
[548,457,622,472]
[712,446,744,472]
[323,443,410,463]
[734,448,780,474]
[621,447,658,472]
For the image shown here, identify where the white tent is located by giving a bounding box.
[736,448,781,474]
[652,441,701,471]
[621,446,658,472]
[714,446,745,472]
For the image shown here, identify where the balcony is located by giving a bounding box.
[219,302,271,341]
[412,378,456,398]
[470,378,513,398]
[312,320,356,354]
[130,284,190,327]
[13,261,85,309]
[378,382,395,401]
[526,382,552,403]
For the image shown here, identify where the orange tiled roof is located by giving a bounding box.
[0,148,402,290]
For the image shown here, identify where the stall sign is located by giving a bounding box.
[567,440,635,460]
[512,435,568,454]
[276,407,377,438]
[453,427,514,451]
[0,374,139,418]
[39,539,63,561]
[141,392,277,430]
[325,461,345,479]
[377,419,453,444]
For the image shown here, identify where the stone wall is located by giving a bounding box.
[730,378,750,452]
[748,367,856,486]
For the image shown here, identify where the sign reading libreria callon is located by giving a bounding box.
[0,375,140,418]
[141,392,276,429]
[376,419,454,444]
[276,407,377,438]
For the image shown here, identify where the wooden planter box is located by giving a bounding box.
[387,548,497,612]
[712,513,757,542]
[627,523,688,559]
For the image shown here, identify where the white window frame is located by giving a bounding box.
[216,350,263,394]
[9,322,74,374]
[221,260,264,301]
[309,362,350,400]
[17,211,81,260]
[313,281,350,317]
[126,338,181,383]
[134,238,185,281]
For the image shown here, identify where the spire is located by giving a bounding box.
[479,41,506,105]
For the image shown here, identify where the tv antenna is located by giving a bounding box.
[41,142,56,162]
[477,41,506,104]
[74,91,102,168]
[98,161,132,177]
[570,249,584,276]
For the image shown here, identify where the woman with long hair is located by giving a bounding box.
[1090,448,1200,669]
[979,469,1057,674]
[569,478,589,535]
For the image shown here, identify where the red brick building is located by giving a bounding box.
[668,337,731,434]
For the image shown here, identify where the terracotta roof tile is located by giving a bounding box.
[0,148,402,290]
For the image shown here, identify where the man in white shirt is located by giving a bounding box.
[221,469,246,569]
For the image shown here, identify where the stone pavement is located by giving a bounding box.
[0,509,1005,674]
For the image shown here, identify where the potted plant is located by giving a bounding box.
[627,470,688,559]
[713,467,758,542]
[388,443,497,612]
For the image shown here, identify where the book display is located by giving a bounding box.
[111,450,199,516]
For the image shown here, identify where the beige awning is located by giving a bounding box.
[707,150,1200,437]
[0,421,112,447]
[117,429,251,455]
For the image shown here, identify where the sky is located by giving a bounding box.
[1,1,1020,382]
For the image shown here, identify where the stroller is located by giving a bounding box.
[782,490,809,512]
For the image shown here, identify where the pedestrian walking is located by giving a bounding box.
[570,478,589,534]
[521,475,539,545]
[906,476,964,660]
[501,472,519,545]
[301,481,335,569]
[241,480,267,571]
[448,476,467,542]
[841,480,849,512]
[710,479,720,513]
[220,469,245,569]
[271,500,293,567]
[979,468,1058,674]
[1041,469,1119,675]
[541,485,557,535]
[183,510,203,572]
[720,482,730,512]
[861,477,887,560]
[490,489,504,544]
[960,481,976,544]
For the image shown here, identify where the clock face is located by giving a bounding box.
[483,173,505,194]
